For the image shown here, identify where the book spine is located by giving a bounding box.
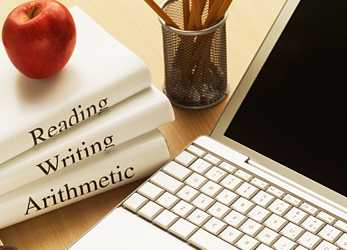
[0,87,174,196]
[1,65,151,164]
[0,130,170,229]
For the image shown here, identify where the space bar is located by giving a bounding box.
[188,229,238,250]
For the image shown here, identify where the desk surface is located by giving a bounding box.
[0,0,284,249]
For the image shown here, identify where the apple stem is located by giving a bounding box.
[28,7,40,19]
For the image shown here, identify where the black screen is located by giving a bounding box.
[225,1,347,196]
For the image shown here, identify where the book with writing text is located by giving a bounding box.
[0,130,170,229]
[0,86,174,196]
[0,7,151,164]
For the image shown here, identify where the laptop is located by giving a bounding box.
[71,0,347,249]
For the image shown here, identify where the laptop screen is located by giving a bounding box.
[225,0,347,196]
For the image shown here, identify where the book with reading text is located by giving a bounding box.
[0,130,170,229]
[0,7,151,164]
[0,86,174,196]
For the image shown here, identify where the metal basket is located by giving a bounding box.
[161,0,228,109]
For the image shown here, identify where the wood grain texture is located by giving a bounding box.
[0,0,285,249]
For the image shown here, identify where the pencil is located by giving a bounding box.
[204,0,222,26]
[208,0,215,11]
[183,0,190,29]
[198,0,208,26]
[200,0,208,14]
[204,0,230,27]
[144,0,179,29]
[215,0,233,21]
[188,0,199,29]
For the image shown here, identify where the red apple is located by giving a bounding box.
[2,0,76,79]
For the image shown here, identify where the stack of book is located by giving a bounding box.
[0,7,174,229]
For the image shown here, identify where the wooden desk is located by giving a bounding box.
[0,0,285,249]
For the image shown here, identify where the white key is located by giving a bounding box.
[192,193,214,210]
[185,172,207,189]
[235,170,253,181]
[175,151,196,166]
[190,159,212,174]
[318,224,342,242]
[267,186,285,198]
[189,229,238,250]
[221,174,243,191]
[240,219,263,237]
[335,220,347,232]
[297,231,320,249]
[252,191,275,208]
[268,199,291,216]
[315,241,338,250]
[336,233,347,250]
[247,206,270,223]
[153,209,178,229]
[216,189,238,206]
[232,197,255,214]
[256,227,279,245]
[301,215,324,233]
[123,193,147,212]
[250,178,269,190]
[224,210,247,228]
[203,217,226,234]
[201,181,222,197]
[187,209,210,226]
[207,202,230,219]
[256,244,273,250]
[151,172,183,193]
[236,234,259,250]
[317,211,336,224]
[138,182,163,200]
[281,223,304,241]
[220,226,243,244]
[138,201,163,220]
[172,200,194,217]
[236,182,259,199]
[187,145,205,157]
[169,218,197,240]
[264,214,288,231]
[163,161,192,181]
[273,236,296,250]
[204,154,221,165]
[219,162,237,173]
[177,185,198,202]
[157,192,178,209]
[300,203,318,215]
[284,194,302,206]
[205,167,227,182]
[285,207,308,224]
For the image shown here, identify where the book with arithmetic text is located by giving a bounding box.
[0,130,170,229]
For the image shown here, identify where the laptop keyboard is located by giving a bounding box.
[122,143,347,250]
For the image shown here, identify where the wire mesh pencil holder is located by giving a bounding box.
[160,0,228,109]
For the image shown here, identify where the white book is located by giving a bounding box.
[0,130,170,229]
[0,7,151,164]
[0,86,174,196]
